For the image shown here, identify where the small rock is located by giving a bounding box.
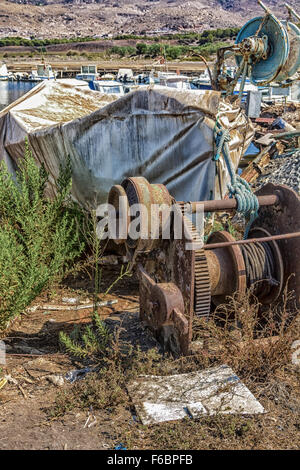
[291,340,300,366]
[4,374,18,385]
[62,297,79,304]
[46,375,65,387]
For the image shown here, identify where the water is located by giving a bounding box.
[0,81,37,111]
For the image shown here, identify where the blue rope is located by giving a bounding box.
[213,121,259,239]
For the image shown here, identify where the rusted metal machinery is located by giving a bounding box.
[108,177,300,355]
[212,1,300,99]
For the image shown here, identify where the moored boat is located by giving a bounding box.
[76,65,100,82]
[0,63,9,81]
[28,63,56,82]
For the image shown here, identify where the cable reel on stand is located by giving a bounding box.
[213,1,300,100]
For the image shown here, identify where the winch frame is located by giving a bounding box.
[108,178,300,355]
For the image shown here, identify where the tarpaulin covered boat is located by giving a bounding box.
[0,80,254,209]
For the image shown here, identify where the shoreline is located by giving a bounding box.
[5,59,210,76]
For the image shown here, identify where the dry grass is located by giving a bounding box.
[49,287,300,449]
[192,287,300,381]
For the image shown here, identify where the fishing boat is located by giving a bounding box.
[76,65,100,82]
[28,64,56,82]
[157,72,192,91]
[117,68,135,83]
[192,70,212,90]
[192,68,259,98]
[90,80,125,96]
[261,81,300,103]
[0,63,9,81]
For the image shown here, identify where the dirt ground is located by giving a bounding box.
[0,265,142,450]
[0,264,299,450]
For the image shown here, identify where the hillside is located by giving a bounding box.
[0,0,299,39]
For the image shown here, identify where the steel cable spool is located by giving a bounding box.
[120,176,173,253]
[241,242,276,298]
[240,227,284,304]
[235,13,300,86]
[235,15,289,85]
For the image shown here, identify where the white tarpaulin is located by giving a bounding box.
[0,80,254,208]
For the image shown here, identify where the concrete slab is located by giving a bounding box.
[127,364,265,425]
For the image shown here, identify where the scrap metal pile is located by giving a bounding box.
[264,149,300,192]
[242,103,300,193]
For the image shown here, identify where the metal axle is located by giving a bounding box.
[204,231,300,250]
[180,194,279,214]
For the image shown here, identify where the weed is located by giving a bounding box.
[192,287,300,383]
[69,202,132,310]
[59,311,111,359]
[55,310,170,417]
[50,370,128,418]
[108,413,257,450]
[0,141,84,329]
[66,50,79,57]
[205,214,241,241]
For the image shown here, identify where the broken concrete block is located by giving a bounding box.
[127,365,265,425]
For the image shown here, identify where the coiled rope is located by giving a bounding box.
[240,241,279,298]
[213,120,259,238]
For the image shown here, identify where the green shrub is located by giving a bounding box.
[165,45,182,60]
[0,142,84,329]
[148,43,163,57]
[66,50,79,57]
[136,42,148,55]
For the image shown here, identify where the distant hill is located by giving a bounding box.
[0,0,299,39]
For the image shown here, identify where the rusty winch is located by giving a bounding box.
[107,177,300,355]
